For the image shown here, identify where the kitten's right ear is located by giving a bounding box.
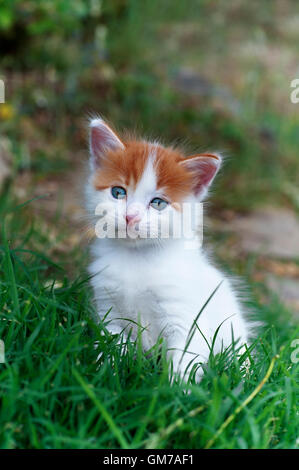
[89,118,124,169]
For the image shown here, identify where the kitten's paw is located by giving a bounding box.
[238,345,252,378]
[170,355,203,385]
[94,341,103,364]
[240,356,252,378]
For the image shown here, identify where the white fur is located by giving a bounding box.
[86,127,250,382]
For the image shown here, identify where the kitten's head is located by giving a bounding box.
[86,117,221,247]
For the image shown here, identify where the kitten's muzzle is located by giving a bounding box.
[125,202,144,226]
[125,213,141,225]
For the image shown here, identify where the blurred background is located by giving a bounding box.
[1,0,299,319]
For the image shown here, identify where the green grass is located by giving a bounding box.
[0,193,298,449]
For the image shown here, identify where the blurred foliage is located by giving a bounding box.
[0,0,299,211]
[0,0,105,69]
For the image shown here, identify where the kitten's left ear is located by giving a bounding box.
[179,153,222,199]
[89,117,124,169]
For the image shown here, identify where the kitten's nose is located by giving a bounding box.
[125,213,141,225]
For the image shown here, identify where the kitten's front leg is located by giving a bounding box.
[169,344,205,383]
[164,326,208,383]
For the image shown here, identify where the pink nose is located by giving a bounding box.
[126,213,140,225]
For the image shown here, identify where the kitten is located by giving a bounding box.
[86,117,250,382]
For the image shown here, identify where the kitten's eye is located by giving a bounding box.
[111,186,126,199]
[150,197,168,211]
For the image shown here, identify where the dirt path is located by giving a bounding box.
[210,208,299,316]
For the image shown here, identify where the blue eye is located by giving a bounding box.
[111,186,126,199]
[150,197,168,211]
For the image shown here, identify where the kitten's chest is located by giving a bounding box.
[90,242,199,330]
[101,261,168,345]
[104,260,163,315]
[91,243,193,312]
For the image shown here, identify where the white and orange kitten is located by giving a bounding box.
[86,117,250,381]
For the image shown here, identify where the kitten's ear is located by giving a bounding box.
[180,153,221,199]
[89,118,124,168]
